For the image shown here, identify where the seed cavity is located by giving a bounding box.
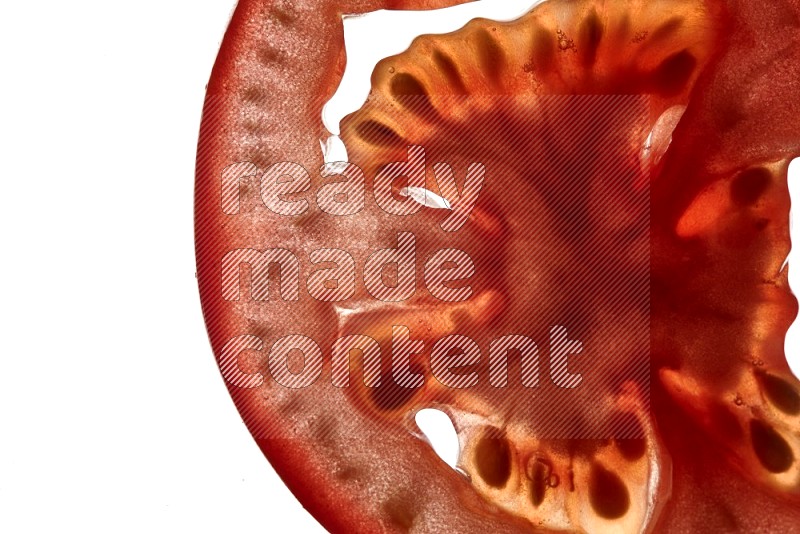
[527,457,551,506]
[390,73,437,116]
[756,372,800,415]
[750,419,795,473]
[731,167,771,207]
[589,464,630,519]
[580,9,603,66]
[390,73,427,97]
[355,120,404,147]
[530,26,555,72]
[611,412,647,460]
[616,437,647,462]
[432,51,468,94]
[474,28,506,83]
[649,16,684,43]
[474,427,513,488]
[652,50,696,96]
[368,370,419,411]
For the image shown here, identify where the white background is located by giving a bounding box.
[0,1,324,532]
[0,1,798,533]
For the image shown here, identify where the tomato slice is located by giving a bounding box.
[196,0,800,532]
